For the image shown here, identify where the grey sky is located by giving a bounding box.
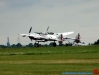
[0,0,99,45]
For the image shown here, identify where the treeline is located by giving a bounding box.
[0,43,47,48]
[0,39,99,48]
[0,42,71,48]
[94,39,99,45]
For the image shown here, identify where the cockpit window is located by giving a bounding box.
[48,32,54,35]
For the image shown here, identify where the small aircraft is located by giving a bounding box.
[70,33,88,46]
[18,26,74,47]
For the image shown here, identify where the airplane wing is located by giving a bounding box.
[61,31,74,36]
[28,34,42,38]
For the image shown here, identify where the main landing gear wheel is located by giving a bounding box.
[53,42,56,47]
[34,43,39,47]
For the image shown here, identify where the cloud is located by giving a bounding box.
[0,1,7,7]
[0,0,99,45]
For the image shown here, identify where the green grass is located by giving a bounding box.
[0,46,99,75]
[0,46,99,55]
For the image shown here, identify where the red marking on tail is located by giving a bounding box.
[78,33,81,42]
[61,34,64,43]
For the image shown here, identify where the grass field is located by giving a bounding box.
[0,46,99,75]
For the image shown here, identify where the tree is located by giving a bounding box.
[0,45,6,48]
[11,44,16,48]
[94,39,99,45]
[16,43,22,47]
[28,43,33,47]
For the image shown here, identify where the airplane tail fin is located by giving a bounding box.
[58,34,64,45]
[61,34,64,43]
[75,33,81,43]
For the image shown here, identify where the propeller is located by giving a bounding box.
[29,27,32,33]
[29,27,32,41]
[42,26,49,35]
[46,26,49,32]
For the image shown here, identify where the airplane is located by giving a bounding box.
[18,26,74,47]
[69,33,88,46]
[34,26,74,47]
[39,31,74,47]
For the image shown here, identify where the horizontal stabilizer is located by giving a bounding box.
[64,37,75,40]
[18,33,29,37]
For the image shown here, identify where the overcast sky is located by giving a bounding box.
[0,0,99,45]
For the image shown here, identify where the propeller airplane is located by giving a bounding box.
[18,26,74,47]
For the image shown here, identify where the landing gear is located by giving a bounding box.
[34,42,39,47]
[53,42,57,47]
[59,41,63,46]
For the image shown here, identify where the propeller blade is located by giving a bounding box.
[46,26,49,32]
[29,27,32,33]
